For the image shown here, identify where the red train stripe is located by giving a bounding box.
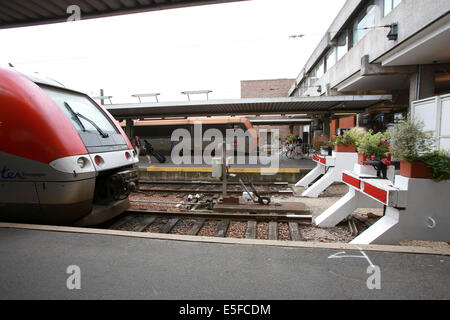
[0,67,87,163]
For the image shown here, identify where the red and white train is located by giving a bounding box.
[0,66,139,226]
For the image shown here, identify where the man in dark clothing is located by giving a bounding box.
[143,139,153,164]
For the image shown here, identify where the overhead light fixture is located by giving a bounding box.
[387,23,398,41]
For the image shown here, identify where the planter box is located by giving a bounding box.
[400,161,433,179]
[358,153,369,165]
[400,161,450,180]
[334,145,357,153]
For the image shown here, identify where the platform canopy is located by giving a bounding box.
[105,95,392,120]
[0,0,247,29]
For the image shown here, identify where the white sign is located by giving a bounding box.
[411,94,450,151]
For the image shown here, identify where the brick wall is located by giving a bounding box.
[241,79,296,98]
[329,116,356,140]
[253,125,301,143]
[330,120,338,138]
[339,115,356,128]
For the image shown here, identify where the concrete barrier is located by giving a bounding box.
[138,167,310,183]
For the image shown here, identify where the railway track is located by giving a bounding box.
[105,210,312,241]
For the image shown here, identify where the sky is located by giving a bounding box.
[0,0,346,103]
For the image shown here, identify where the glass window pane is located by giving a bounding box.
[326,47,336,71]
[384,0,392,16]
[337,32,348,61]
[393,0,401,8]
[441,98,450,136]
[316,60,324,79]
[42,86,118,134]
[356,5,377,42]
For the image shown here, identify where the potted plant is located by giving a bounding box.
[285,135,296,144]
[390,118,449,181]
[420,150,450,182]
[357,130,391,163]
[333,127,366,153]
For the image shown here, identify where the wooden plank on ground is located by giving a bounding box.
[187,219,205,236]
[288,222,302,241]
[245,220,257,239]
[133,217,156,232]
[269,221,278,240]
[159,218,179,234]
[214,220,230,237]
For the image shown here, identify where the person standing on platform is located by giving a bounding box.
[143,140,153,164]
[134,136,142,158]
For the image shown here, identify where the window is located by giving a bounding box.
[325,47,337,71]
[41,86,118,134]
[315,60,324,79]
[353,3,378,44]
[336,31,348,61]
[384,0,401,16]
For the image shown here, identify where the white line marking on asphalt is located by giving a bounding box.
[328,247,375,268]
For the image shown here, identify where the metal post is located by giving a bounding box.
[221,143,227,199]
[125,119,134,139]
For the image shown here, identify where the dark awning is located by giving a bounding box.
[105,95,392,120]
[0,0,246,29]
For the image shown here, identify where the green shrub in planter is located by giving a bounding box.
[390,118,449,181]
[390,118,434,162]
[420,150,450,182]
[334,128,365,146]
[357,130,391,161]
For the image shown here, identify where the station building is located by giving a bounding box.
[241,79,312,143]
[287,0,450,138]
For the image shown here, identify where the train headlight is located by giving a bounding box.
[77,157,88,168]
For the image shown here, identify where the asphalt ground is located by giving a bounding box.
[0,227,449,300]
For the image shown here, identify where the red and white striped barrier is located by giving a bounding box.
[315,165,450,245]
[296,151,357,198]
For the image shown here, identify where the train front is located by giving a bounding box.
[0,67,139,226]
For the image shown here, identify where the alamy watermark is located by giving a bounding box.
[366,265,381,290]
[170,123,280,175]
[328,249,381,290]
[66,265,81,290]
[67,5,82,22]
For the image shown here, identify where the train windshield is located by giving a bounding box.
[41,86,118,135]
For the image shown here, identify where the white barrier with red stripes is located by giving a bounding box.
[296,151,358,198]
[315,165,450,245]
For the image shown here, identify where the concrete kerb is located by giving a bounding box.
[1,222,450,256]
[138,167,311,183]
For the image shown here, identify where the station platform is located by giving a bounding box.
[137,156,315,183]
[1,225,449,299]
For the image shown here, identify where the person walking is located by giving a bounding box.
[143,139,153,164]
[134,136,142,158]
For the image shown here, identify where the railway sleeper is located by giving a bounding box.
[214,220,230,237]
[159,218,180,234]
